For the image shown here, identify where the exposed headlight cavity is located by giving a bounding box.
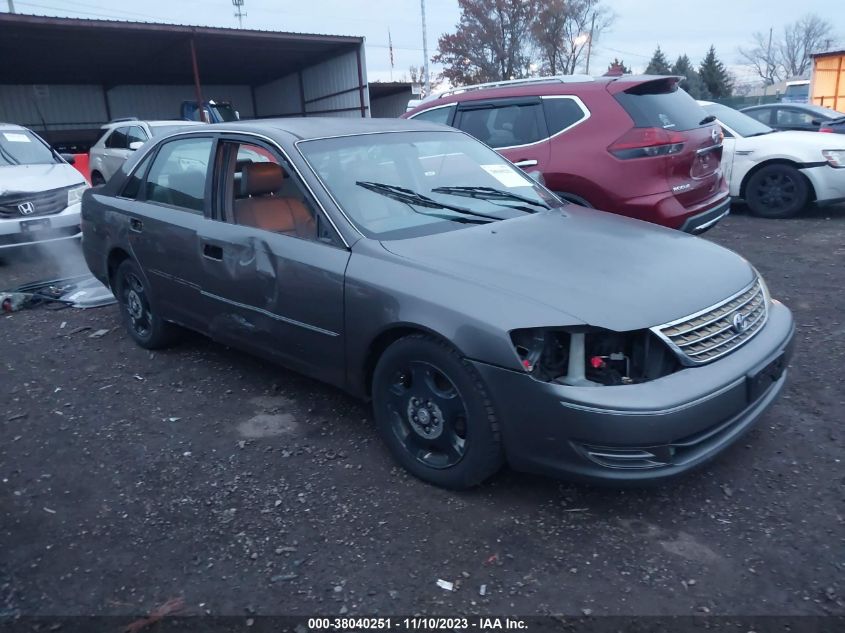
[510,327,680,386]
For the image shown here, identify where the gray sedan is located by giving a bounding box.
[81,118,794,489]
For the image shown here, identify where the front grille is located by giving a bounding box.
[0,186,72,219]
[653,278,768,365]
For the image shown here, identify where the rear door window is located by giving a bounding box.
[456,101,546,148]
[542,97,588,135]
[144,137,213,213]
[776,108,816,127]
[615,85,707,131]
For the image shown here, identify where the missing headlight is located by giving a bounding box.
[510,327,680,386]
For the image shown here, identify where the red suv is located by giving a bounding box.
[403,75,730,233]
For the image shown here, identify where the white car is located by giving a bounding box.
[89,119,204,185]
[0,123,88,251]
[699,101,845,218]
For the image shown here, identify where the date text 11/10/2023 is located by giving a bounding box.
[307,617,529,630]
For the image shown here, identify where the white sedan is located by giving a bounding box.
[699,101,845,218]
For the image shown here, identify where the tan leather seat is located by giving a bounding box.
[233,162,316,239]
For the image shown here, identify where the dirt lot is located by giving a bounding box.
[1,207,843,618]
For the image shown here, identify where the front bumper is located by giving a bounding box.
[800,164,845,204]
[0,202,81,250]
[472,301,795,483]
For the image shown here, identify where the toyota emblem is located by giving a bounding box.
[18,201,35,215]
[732,312,749,333]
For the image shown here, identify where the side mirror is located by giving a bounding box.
[60,153,76,165]
[128,141,144,151]
[811,119,822,126]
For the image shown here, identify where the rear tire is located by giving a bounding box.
[114,259,180,349]
[745,164,809,219]
[372,334,504,489]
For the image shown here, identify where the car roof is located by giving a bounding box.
[195,117,456,141]
[147,120,205,126]
[0,122,28,132]
[405,74,681,115]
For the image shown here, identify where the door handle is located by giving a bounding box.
[129,218,143,232]
[513,159,538,168]
[202,243,223,261]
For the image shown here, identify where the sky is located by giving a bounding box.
[3,0,842,86]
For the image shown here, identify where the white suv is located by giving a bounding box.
[89,119,203,185]
[0,123,88,251]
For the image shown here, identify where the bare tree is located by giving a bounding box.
[739,14,836,84]
[532,0,613,75]
[434,0,539,86]
[779,14,834,78]
[738,30,781,84]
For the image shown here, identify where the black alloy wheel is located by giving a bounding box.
[746,164,809,219]
[114,259,179,349]
[372,334,504,489]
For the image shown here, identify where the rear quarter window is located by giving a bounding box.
[615,85,707,131]
[542,97,588,135]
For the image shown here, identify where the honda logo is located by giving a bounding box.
[17,202,35,215]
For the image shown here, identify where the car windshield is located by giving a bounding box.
[704,103,774,138]
[298,131,563,240]
[0,129,59,166]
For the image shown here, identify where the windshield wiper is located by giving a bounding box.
[0,144,20,166]
[356,181,506,222]
[431,185,547,210]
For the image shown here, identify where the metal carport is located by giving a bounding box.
[0,14,370,150]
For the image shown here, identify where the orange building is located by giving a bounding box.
[810,50,845,113]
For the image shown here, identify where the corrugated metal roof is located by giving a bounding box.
[811,49,845,58]
[0,12,363,42]
[0,13,365,86]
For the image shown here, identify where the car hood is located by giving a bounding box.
[381,207,756,332]
[0,164,86,196]
[742,129,845,152]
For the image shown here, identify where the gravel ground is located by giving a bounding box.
[1,206,843,618]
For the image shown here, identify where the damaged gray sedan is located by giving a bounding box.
[81,118,795,489]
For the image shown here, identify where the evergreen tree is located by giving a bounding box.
[605,57,631,76]
[645,46,671,75]
[699,45,733,98]
[672,54,710,99]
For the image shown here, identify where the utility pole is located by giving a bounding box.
[584,11,596,75]
[7,0,16,13]
[420,0,430,97]
[232,0,246,28]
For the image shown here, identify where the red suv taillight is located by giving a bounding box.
[608,127,686,159]
[820,127,834,133]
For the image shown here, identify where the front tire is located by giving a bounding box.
[114,259,180,349]
[372,334,504,489]
[745,164,809,218]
